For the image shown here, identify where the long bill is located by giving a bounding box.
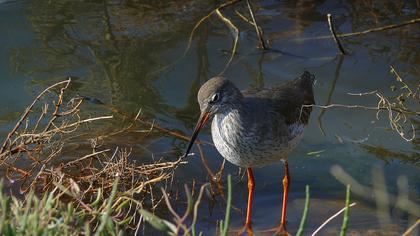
[183,112,211,158]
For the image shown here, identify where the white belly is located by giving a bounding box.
[211,113,305,167]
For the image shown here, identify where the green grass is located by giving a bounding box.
[0,179,126,236]
[296,185,310,236]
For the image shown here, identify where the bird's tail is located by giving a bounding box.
[296,70,315,105]
[297,71,315,88]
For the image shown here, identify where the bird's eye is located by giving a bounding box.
[210,93,219,104]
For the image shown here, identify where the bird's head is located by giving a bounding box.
[183,77,242,158]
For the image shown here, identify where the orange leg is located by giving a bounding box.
[279,160,290,231]
[261,161,291,235]
[239,168,255,235]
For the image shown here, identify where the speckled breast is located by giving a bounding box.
[211,111,305,168]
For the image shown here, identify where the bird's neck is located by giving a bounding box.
[213,104,245,134]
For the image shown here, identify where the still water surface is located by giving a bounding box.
[0,0,419,235]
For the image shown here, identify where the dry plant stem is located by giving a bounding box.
[190,183,209,235]
[161,188,189,234]
[64,149,111,167]
[20,164,46,193]
[197,142,227,199]
[184,0,243,75]
[302,89,417,142]
[197,143,215,179]
[402,219,420,236]
[32,103,48,132]
[215,9,239,75]
[42,79,72,133]
[0,79,71,154]
[185,0,242,56]
[245,0,267,50]
[298,17,420,41]
[327,14,346,55]
[311,202,356,236]
[303,103,418,116]
[302,90,420,116]
[180,185,192,225]
[317,55,344,135]
[390,65,417,98]
[94,101,212,146]
[0,77,182,222]
[335,17,420,38]
[24,116,114,138]
[235,10,256,26]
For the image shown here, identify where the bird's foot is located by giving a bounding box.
[261,224,291,236]
[234,224,255,236]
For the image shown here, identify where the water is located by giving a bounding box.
[0,0,419,235]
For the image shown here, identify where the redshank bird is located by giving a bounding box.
[183,71,315,235]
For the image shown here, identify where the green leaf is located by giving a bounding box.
[307,149,325,157]
[91,188,102,207]
[139,209,176,235]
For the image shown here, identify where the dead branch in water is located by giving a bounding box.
[246,0,267,50]
[301,66,419,142]
[296,17,420,42]
[215,9,240,75]
[327,14,346,55]
[185,0,242,57]
[185,0,269,74]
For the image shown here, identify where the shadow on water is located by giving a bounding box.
[0,0,419,235]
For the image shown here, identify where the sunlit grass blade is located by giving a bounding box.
[340,185,351,236]
[220,174,232,236]
[296,185,310,236]
[95,177,119,236]
[140,209,177,235]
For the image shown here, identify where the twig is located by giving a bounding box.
[215,9,239,75]
[64,149,111,167]
[185,0,242,57]
[402,219,420,236]
[303,104,418,116]
[197,143,215,179]
[27,115,114,137]
[317,55,344,135]
[180,185,193,229]
[311,202,356,236]
[0,79,71,154]
[296,17,420,41]
[245,0,267,50]
[191,183,209,236]
[335,17,420,38]
[390,65,416,98]
[235,10,255,26]
[42,79,72,133]
[327,14,346,55]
